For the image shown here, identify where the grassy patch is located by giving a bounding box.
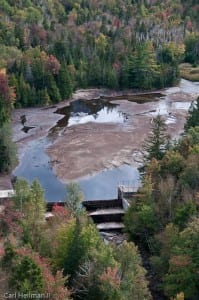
[179,63,199,81]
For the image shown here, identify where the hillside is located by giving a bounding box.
[0,0,198,107]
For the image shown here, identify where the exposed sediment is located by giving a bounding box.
[12,82,198,182]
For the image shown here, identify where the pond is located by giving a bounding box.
[13,138,140,201]
[50,99,126,135]
[13,79,199,202]
[14,98,140,201]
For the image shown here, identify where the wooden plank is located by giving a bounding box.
[97,222,125,230]
[89,208,124,216]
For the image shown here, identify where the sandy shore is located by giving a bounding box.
[11,84,198,182]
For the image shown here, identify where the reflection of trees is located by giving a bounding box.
[56,98,122,124]
[93,113,98,120]
[107,106,114,113]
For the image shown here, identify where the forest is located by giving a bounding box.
[125,98,199,299]
[0,0,199,299]
[0,99,199,299]
[0,0,198,107]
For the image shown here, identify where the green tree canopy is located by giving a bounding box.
[184,97,199,131]
[143,115,169,163]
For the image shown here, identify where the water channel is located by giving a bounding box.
[13,79,199,202]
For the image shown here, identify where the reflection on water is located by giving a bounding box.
[13,79,198,202]
[172,102,193,110]
[79,165,140,200]
[13,139,66,202]
[68,107,125,127]
[13,138,140,201]
[147,79,199,122]
[165,116,176,124]
[50,79,198,134]
[50,99,126,133]
[179,79,199,94]
[50,93,164,133]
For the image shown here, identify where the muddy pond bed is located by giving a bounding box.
[14,98,140,201]
[13,79,199,202]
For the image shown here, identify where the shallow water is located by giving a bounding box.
[172,102,193,110]
[14,139,140,201]
[68,107,125,127]
[147,79,199,122]
[13,79,199,201]
[79,165,140,200]
[14,99,138,201]
[50,99,126,133]
[13,139,66,201]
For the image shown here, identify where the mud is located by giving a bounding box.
[12,80,198,182]
[46,97,189,181]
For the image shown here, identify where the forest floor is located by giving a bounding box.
[11,85,197,182]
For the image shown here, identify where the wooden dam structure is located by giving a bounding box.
[1,178,138,233]
[82,185,137,231]
[47,185,138,232]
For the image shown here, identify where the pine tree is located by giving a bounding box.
[57,64,73,100]
[18,74,33,107]
[128,53,137,88]
[143,115,169,162]
[119,59,129,88]
[0,95,9,126]
[87,55,102,86]
[106,66,118,89]
[65,183,84,217]
[0,123,17,173]
[37,88,51,106]
[45,72,61,103]
[10,256,44,293]
[184,97,199,131]
[128,41,160,89]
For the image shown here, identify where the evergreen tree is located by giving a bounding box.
[10,256,44,293]
[143,115,169,163]
[77,59,88,88]
[45,72,61,103]
[128,52,137,88]
[184,97,199,131]
[164,218,199,298]
[0,94,9,126]
[87,55,102,87]
[124,174,158,245]
[13,179,46,250]
[119,59,129,88]
[0,123,17,173]
[128,41,160,89]
[18,74,32,107]
[65,182,84,217]
[57,64,73,100]
[32,60,45,90]
[106,66,118,89]
[184,33,199,64]
[37,88,51,106]
[54,219,91,285]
